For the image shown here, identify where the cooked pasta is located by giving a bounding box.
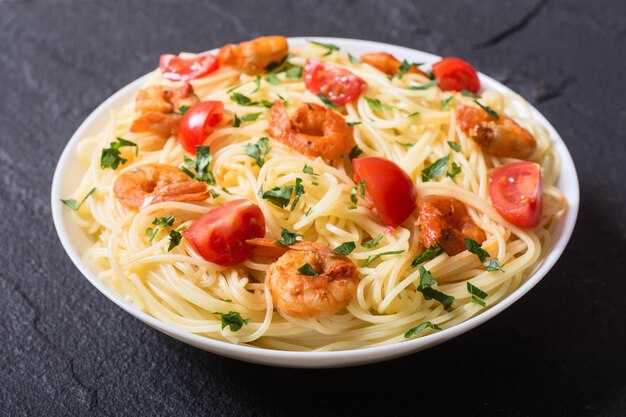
[64,38,567,351]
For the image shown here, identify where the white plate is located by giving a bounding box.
[51,37,579,368]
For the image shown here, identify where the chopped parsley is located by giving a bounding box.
[305,207,312,216]
[461,90,481,99]
[467,282,488,299]
[421,154,450,182]
[364,250,405,267]
[61,187,96,211]
[265,74,281,85]
[180,146,215,185]
[446,162,461,179]
[251,75,261,93]
[145,215,175,242]
[470,296,486,307]
[348,54,361,65]
[404,321,442,338]
[365,97,393,112]
[407,80,438,90]
[362,234,383,248]
[215,311,250,332]
[447,141,462,152]
[397,142,414,147]
[209,189,221,198]
[243,137,271,168]
[290,178,305,210]
[100,137,138,170]
[308,40,340,56]
[242,112,263,122]
[474,100,499,119]
[317,93,338,109]
[348,145,363,161]
[396,60,413,78]
[230,92,272,108]
[177,105,191,115]
[297,263,319,276]
[464,238,504,272]
[167,225,186,252]
[331,241,356,255]
[303,164,319,176]
[406,111,420,118]
[274,228,301,246]
[347,121,362,127]
[261,185,294,208]
[416,266,455,309]
[285,65,303,78]
[411,244,443,267]
[232,114,242,127]
[441,96,454,111]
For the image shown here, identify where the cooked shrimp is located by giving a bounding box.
[360,52,428,77]
[218,36,288,75]
[247,239,360,319]
[113,164,209,208]
[268,101,355,161]
[417,195,486,256]
[456,105,536,159]
[130,84,199,135]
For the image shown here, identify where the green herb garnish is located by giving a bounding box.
[348,54,361,65]
[421,155,450,182]
[215,311,250,332]
[297,263,319,276]
[291,178,305,210]
[317,93,338,109]
[416,266,455,309]
[274,228,301,246]
[100,137,138,170]
[362,234,383,248]
[265,74,281,85]
[447,141,461,152]
[365,97,393,112]
[404,321,442,338]
[145,215,175,242]
[411,244,443,267]
[61,187,96,211]
[441,96,454,111]
[261,185,294,208]
[303,164,319,176]
[464,238,504,272]
[474,100,499,119]
[364,250,405,267]
[285,66,303,78]
[332,241,356,255]
[167,225,186,252]
[349,145,363,161]
[447,162,461,179]
[461,90,481,99]
[308,40,339,56]
[407,80,438,90]
[243,137,271,168]
[347,121,362,127]
[177,105,191,115]
[467,282,488,299]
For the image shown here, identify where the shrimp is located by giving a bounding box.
[417,195,486,256]
[130,84,199,135]
[360,52,428,77]
[113,164,209,209]
[456,105,536,159]
[218,36,288,75]
[268,101,355,162]
[247,239,360,319]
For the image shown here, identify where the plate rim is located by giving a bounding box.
[51,36,580,367]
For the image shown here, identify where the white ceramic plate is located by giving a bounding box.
[51,37,579,368]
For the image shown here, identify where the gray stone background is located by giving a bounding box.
[1,0,625,416]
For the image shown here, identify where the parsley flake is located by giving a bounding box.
[464,238,504,272]
[407,80,438,90]
[447,141,462,152]
[261,185,294,208]
[441,96,454,111]
[331,241,356,255]
[177,105,191,115]
[232,113,242,127]
[317,93,338,109]
[474,100,499,119]
[461,90,481,99]
[285,66,303,78]
[365,97,393,112]
[347,121,362,127]
[145,215,175,242]
[243,137,271,167]
[421,155,450,182]
[215,311,250,332]
[470,296,486,307]
[362,235,383,248]
[348,145,363,161]
[348,54,361,65]
[297,263,319,276]
[61,187,96,211]
[303,164,319,176]
[411,244,443,267]
[467,282,488,299]
[446,162,461,179]
[265,74,281,85]
[180,146,215,185]
[274,228,301,246]
[404,321,442,338]
[416,266,455,309]
[167,225,186,252]
[364,250,405,267]
[100,137,138,170]
[308,40,340,56]
[291,178,305,210]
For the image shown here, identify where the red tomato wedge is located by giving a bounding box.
[353,157,418,228]
[432,57,480,93]
[159,54,219,81]
[304,58,367,105]
[177,101,225,154]
[489,162,543,228]
[183,199,266,266]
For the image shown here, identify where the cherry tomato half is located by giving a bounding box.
[177,101,225,154]
[353,157,418,228]
[432,57,480,94]
[489,161,543,228]
[159,54,219,81]
[183,199,266,266]
[304,58,367,106]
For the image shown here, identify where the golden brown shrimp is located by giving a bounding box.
[113,164,209,209]
[246,239,360,319]
[130,84,199,135]
[360,52,428,77]
[456,105,536,159]
[417,195,486,256]
[218,36,288,75]
[268,101,355,162]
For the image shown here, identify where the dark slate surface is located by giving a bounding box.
[1,0,625,416]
